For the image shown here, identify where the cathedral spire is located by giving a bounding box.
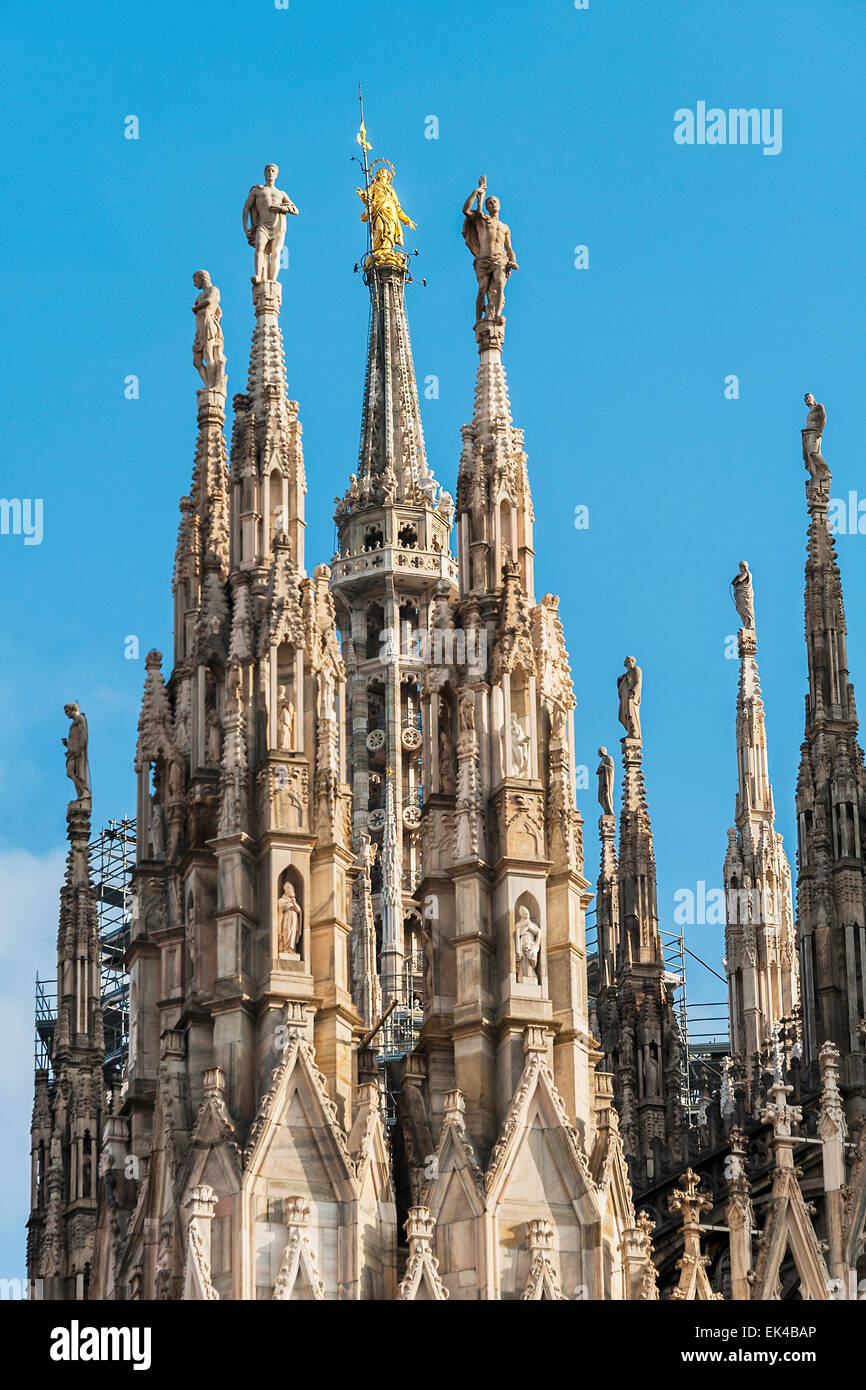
[231,166,306,576]
[724,565,798,1084]
[795,394,866,1114]
[455,177,534,601]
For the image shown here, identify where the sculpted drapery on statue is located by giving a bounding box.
[461,175,518,323]
[596,745,615,816]
[277,880,302,956]
[191,270,227,390]
[356,165,416,265]
[514,903,542,982]
[802,391,830,488]
[63,702,90,802]
[731,560,755,629]
[242,164,298,283]
[617,656,642,741]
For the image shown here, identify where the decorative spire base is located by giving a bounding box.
[474,315,506,353]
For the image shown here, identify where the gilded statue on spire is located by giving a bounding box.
[356,164,416,266]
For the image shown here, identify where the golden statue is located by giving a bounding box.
[356,166,416,266]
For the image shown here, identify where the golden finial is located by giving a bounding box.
[354,88,416,267]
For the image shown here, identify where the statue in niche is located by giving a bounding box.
[191,270,227,390]
[596,746,615,816]
[549,699,567,745]
[150,796,165,859]
[277,880,302,956]
[63,702,91,802]
[438,725,456,794]
[731,560,755,629]
[461,176,519,322]
[277,684,295,750]
[617,656,642,741]
[242,164,298,283]
[458,689,476,735]
[514,904,542,983]
[317,668,336,723]
[167,755,185,799]
[205,706,222,765]
[509,712,530,777]
[802,392,830,485]
[644,1047,659,1098]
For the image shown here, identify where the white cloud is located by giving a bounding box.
[0,847,65,1281]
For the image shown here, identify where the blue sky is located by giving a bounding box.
[1,0,865,1278]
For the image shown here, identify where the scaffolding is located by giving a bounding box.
[374,951,425,1125]
[32,816,135,1081]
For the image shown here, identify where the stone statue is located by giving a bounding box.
[514,904,542,983]
[205,707,222,765]
[317,668,336,723]
[277,685,295,751]
[191,270,227,390]
[596,746,615,816]
[438,726,456,795]
[550,700,567,744]
[150,796,165,859]
[509,712,530,777]
[617,657,642,741]
[458,690,476,735]
[277,880,302,956]
[63,702,90,802]
[731,560,755,629]
[802,392,829,485]
[242,164,298,283]
[167,755,185,799]
[461,176,518,322]
[356,166,416,264]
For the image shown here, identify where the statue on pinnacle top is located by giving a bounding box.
[597,746,615,815]
[242,164,298,283]
[462,176,518,325]
[617,656,642,741]
[802,392,830,490]
[191,270,227,391]
[731,560,755,629]
[63,702,91,804]
[356,165,416,266]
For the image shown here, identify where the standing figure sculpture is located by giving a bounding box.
[731,560,755,629]
[509,712,531,777]
[514,904,542,983]
[277,685,295,751]
[63,702,91,802]
[277,880,302,956]
[242,164,299,284]
[205,707,222,765]
[461,176,518,323]
[356,165,416,265]
[596,746,615,816]
[802,391,830,487]
[191,270,227,390]
[617,657,642,741]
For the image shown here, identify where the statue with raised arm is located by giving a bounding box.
[596,746,615,816]
[191,270,227,390]
[242,164,298,283]
[356,165,416,265]
[802,392,830,487]
[731,560,755,629]
[617,657,642,741]
[461,176,518,323]
[63,702,91,802]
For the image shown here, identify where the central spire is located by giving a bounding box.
[347,119,435,507]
